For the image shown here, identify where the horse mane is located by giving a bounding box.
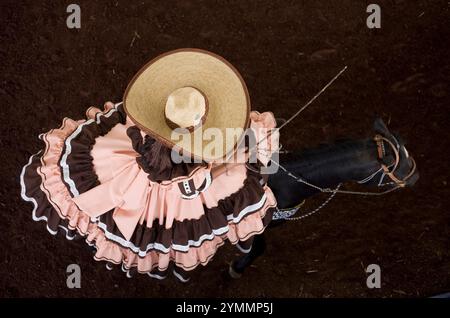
[280,138,366,164]
[277,138,377,186]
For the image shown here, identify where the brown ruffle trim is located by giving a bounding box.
[21,151,79,239]
[59,104,127,195]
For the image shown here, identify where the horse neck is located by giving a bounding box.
[268,138,382,208]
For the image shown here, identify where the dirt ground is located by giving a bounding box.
[1,0,449,298]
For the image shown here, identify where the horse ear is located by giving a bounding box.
[373,117,390,136]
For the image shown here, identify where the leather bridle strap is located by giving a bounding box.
[374,134,417,187]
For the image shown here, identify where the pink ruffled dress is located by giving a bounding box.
[20,101,278,281]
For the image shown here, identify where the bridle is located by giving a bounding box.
[373,134,417,188]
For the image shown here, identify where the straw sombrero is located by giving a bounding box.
[123,48,250,162]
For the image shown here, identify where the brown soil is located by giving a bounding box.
[1,0,449,297]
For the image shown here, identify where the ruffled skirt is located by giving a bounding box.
[20,102,278,281]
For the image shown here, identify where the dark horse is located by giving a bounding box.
[229,118,419,278]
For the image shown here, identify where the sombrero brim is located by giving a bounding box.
[123,48,250,162]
